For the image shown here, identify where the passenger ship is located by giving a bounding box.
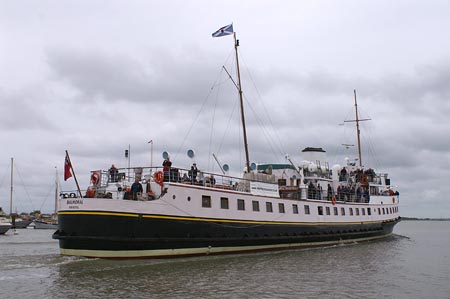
[53,27,400,259]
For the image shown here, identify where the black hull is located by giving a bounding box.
[53,211,400,258]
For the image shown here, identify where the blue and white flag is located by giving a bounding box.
[212,23,234,37]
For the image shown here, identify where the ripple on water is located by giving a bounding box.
[2,222,450,299]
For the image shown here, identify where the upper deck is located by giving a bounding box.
[61,164,399,207]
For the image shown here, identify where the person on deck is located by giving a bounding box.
[162,157,172,181]
[182,173,189,182]
[327,184,333,201]
[109,164,119,182]
[146,182,155,200]
[190,163,198,183]
[340,167,347,181]
[308,182,314,199]
[317,183,323,200]
[123,186,131,200]
[131,179,143,200]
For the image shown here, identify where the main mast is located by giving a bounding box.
[354,90,362,167]
[233,33,251,173]
[213,24,251,172]
[344,90,370,167]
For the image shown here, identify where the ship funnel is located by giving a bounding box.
[301,147,327,165]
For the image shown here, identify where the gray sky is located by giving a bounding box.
[1,0,449,217]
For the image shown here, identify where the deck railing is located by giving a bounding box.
[59,166,396,203]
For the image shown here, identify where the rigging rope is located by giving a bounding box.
[38,182,54,211]
[173,70,225,164]
[173,50,235,166]
[208,71,221,171]
[215,93,239,157]
[0,167,8,191]
[240,51,288,159]
[13,162,36,212]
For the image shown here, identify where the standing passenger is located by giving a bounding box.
[109,164,119,182]
[327,184,333,201]
[162,157,172,181]
[131,179,143,200]
[190,163,198,182]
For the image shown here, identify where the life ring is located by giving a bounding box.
[392,197,395,204]
[153,171,164,186]
[332,196,336,205]
[91,172,100,186]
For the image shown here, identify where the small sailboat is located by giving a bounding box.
[0,207,11,235]
[8,158,32,229]
[0,222,11,234]
[34,218,58,229]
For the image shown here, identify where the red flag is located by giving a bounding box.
[64,153,72,181]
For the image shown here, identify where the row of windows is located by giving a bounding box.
[201,195,399,216]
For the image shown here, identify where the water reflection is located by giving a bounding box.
[6,224,448,299]
[50,235,407,299]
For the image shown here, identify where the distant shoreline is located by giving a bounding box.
[402,217,450,221]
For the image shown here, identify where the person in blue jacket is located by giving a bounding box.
[131,179,143,200]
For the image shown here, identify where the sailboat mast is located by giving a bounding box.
[354,90,362,167]
[234,32,251,172]
[10,157,13,215]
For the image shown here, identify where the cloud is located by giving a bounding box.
[1,1,450,218]
[0,88,55,131]
[45,47,229,107]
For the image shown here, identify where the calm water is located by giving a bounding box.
[0,221,449,299]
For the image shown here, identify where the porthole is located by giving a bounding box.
[187,196,191,201]
[173,195,176,200]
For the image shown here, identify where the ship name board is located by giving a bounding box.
[66,199,84,209]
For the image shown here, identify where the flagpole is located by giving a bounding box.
[148,140,153,174]
[233,32,251,173]
[128,144,131,182]
[65,150,83,198]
